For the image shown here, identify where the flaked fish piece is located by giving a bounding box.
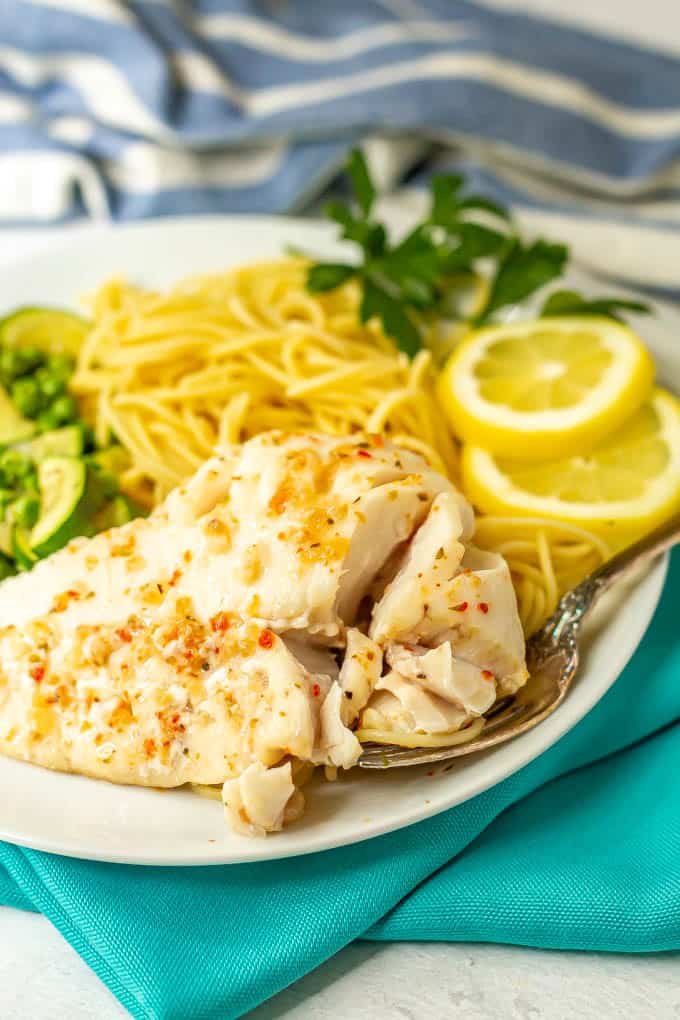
[0,431,528,835]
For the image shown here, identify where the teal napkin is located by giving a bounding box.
[2,553,679,1020]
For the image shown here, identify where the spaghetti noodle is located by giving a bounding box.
[72,257,608,636]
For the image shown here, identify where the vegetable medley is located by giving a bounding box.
[0,308,138,579]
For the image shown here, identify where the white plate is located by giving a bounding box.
[0,215,674,866]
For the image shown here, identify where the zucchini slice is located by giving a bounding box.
[0,307,90,357]
[13,526,38,571]
[89,445,130,477]
[30,456,87,557]
[0,385,35,445]
[93,494,138,531]
[0,554,15,581]
[0,520,13,558]
[26,424,84,461]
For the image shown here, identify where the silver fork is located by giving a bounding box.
[359,510,680,769]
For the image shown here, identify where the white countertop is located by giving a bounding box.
[2,1,680,1017]
[1,906,679,1020]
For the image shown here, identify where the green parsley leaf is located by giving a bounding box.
[540,289,652,322]
[346,148,376,218]
[476,239,568,324]
[360,278,422,359]
[307,263,356,293]
[455,195,512,221]
[430,174,465,224]
[304,147,652,359]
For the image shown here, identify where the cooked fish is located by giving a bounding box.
[0,431,528,835]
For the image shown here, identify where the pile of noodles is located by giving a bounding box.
[72,257,609,635]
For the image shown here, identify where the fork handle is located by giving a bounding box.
[545,510,680,643]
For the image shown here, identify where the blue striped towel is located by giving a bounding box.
[1,1,679,296]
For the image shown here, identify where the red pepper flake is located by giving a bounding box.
[258,629,275,649]
[66,589,80,599]
[426,770,434,777]
[370,435,385,448]
[453,602,468,612]
[482,670,494,680]
[30,665,45,683]
[357,449,372,459]
[116,627,132,643]
[403,643,415,652]
[478,602,489,614]
[143,738,156,757]
[168,569,182,587]
[210,612,231,633]
[311,683,321,697]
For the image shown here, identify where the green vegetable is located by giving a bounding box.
[0,521,12,557]
[305,147,653,355]
[473,239,569,325]
[12,526,38,571]
[46,394,79,425]
[93,494,140,531]
[0,346,44,385]
[35,409,62,433]
[0,553,15,580]
[307,152,512,355]
[0,386,35,445]
[10,376,43,417]
[540,290,652,322]
[26,425,85,461]
[88,445,131,478]
[0,449,33,484]
[0,307,89,358]
[34,366,68,401]
[30,456,89,557]
[0,308,127,577]
[306,263,356,292]
[9,493,40,529]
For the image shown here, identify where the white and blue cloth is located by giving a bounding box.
[0,0,679,295]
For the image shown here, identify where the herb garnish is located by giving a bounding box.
[540,290,651,322]
[306,148,650,356]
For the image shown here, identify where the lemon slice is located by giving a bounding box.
[461,387,680,548]
[438,316,654,460]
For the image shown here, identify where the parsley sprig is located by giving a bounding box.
[306,148,650,357]
[540,290,651,322]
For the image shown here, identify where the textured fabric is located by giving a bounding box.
[1,1,680,237]
[1,553,679,1019]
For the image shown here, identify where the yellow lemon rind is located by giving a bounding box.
[438,316,655,462]
[461,387,680,546]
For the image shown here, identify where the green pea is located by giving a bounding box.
[0,449,32,482]
[16,347,45,375]
[36,411,59,433]
[35,367,67,401]
[47,395,79,425]
[46,353,74,375]
[23,472,38,494]
[92,465,119,499]
[0,348,22,383]
[0,489,15,518]
[10,494,39,529]
[10,377,43,417]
